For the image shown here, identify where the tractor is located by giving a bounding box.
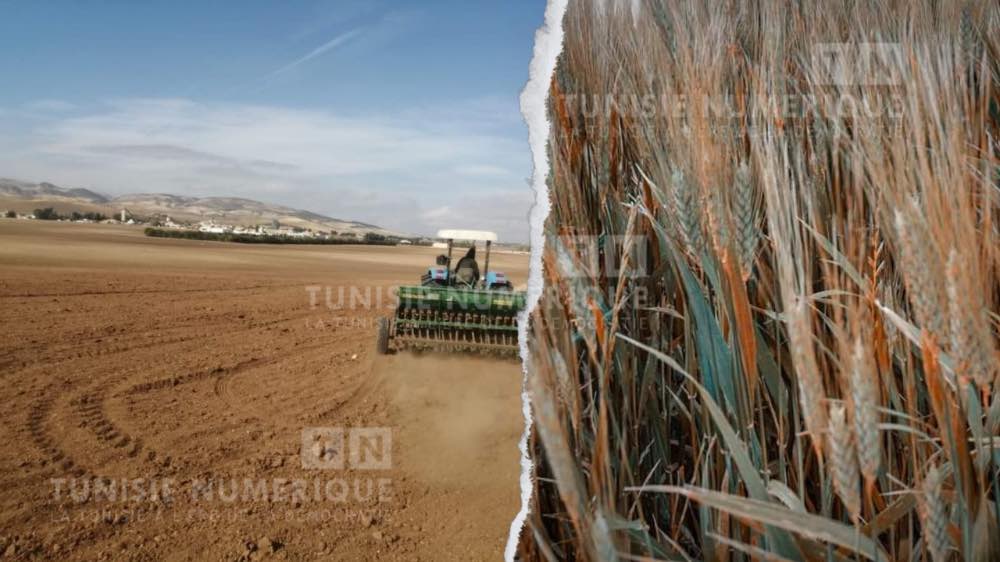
[376,229,526,357]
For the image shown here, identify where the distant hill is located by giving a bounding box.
[0,179,109,205]
[0,178,396,236]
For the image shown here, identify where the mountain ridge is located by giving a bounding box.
[0,178,393,235]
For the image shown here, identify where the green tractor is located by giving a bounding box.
[376,229,526,357]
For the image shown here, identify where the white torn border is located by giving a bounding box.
[504,0,568,560]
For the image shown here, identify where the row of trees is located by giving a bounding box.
[144,228,398,246]
[32,207,108,221]
[9,209,420,248]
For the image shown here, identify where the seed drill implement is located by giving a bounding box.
[376,229,526,357]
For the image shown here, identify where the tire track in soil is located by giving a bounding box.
[3,314,303,371]
[73,392,172,470]
[209,346,324,410]
[27,394,86,478]
[15,326,289,489]
[0,221,529,560]
[9,387,132,556]
[42,356,197,481]
[12,309,320,495]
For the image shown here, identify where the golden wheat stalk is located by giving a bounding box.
[828,403,861,522]
[733,161,759,281]
[670,166,706,258]
[705,182,731,258]
[946,249,998,389]
[850,334,881,487]
[788,299,827,455]
[526,1,1000,559]
[919,465,950,562]
[893,205,948,344]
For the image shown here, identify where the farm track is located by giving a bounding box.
[0,220,525,561]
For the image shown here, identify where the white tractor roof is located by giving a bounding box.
[436,229,498,242]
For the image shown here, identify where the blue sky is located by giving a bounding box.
[0,1,544,241]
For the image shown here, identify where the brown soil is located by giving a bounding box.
[0,219,527,561]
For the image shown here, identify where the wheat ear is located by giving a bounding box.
[919,465,950,562]
[788,300,827,455]
[670,166,706,258]
[893,207,947,344]
[946,249,998,389]
[733,161,759,281]
[850,334,881,487]
[828,403,861,522]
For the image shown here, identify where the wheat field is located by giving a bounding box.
[522,1,1000,560]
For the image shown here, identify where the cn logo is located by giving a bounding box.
[301,427,392,470]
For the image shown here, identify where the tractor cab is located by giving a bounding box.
[420,229,513,291]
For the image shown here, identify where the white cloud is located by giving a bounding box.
[454,164,513,177]
[0,97,532,241]
[23,99,77,113]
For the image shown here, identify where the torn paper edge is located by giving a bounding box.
[504,0,568,560]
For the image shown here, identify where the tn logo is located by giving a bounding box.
[300,427,392,470]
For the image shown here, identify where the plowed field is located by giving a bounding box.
[0,220,527,561]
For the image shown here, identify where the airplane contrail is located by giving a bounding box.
[270,28,363,77]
